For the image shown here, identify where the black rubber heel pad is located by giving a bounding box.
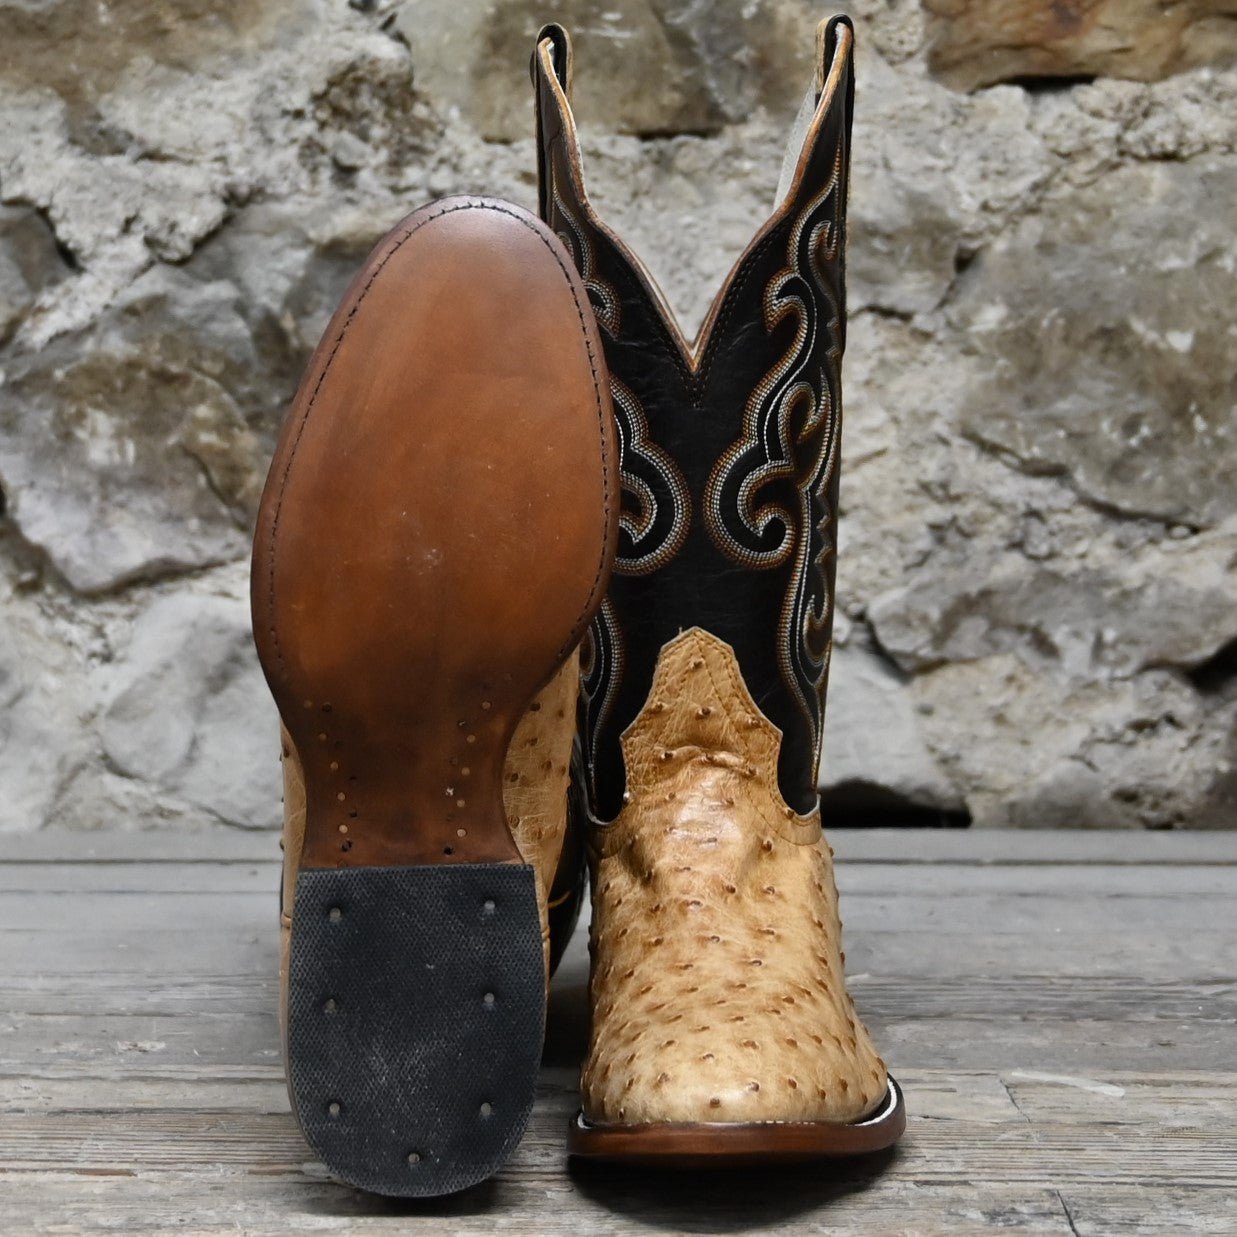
[286,863,544,1197]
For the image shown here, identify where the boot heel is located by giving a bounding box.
[286,863,543,1197]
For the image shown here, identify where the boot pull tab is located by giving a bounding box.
[532,22,572,92]
[532,24,575,223]
[816,15,854,101]
[773,15,854,210]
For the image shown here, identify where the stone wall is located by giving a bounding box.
[0,0,1233,832]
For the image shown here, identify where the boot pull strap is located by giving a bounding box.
[774,14,854,209]
[532,22,571,93]
[817,15,853,100]
[821,15,856,159]
[532,24,581,222]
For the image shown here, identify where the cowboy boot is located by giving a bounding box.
[252,196,617,1195]
[533,18,905,1162]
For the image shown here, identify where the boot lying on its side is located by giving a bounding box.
[533,16,906,1163]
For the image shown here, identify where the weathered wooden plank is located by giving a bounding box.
[0,864,280,895]
[0,1173,1229,1237]
[4,1068,1232,1127]
[0,830,1233,1233]
[4,827,1234,866]
[1,1101,1232,1187]
[1005,1070,1237,1126]
[5,973,1231,1026]
[875,1016,1237,1073]
[0,931,280,979]
[0,1075,291,1112]
[1060,1185,1237,1236]
[4,885,1230,937]
[5,923,1229,985]
[829,827,1237,866]
[0,1173,1083,1235]
[3,855,1234,896]
[2,1011,1232,1076]
[0,1110,1230,1195]
[4,900,1232,984]
[839,864,1237,897]
[0,829,278,864]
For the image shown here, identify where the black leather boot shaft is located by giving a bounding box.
[534,17,857,821]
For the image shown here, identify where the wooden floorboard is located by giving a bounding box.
[0,828,1232,1233]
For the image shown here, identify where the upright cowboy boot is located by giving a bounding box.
[252,196,617,1195]
[533,19,905,1161]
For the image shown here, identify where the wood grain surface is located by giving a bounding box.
[1,828,1233,1234]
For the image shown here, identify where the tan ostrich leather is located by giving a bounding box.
[278,654,580,1002]
[580,628,887,1125]
[501,652,581,959]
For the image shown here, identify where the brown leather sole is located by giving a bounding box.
[567,1077,905,1167]
[252,196,616,1195]
[253,194,615,874]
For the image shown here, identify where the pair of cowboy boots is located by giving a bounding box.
[252,15,903,1198]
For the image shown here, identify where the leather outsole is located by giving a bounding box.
[566,1076,906,1167]
[251,195,617,1195]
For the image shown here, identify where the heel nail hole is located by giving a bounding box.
[323,997,338,1014]
[443,846,454,856]
[328,907,343,923]
[479,1102,493,1117]
[327,1100,342,1118]
[483,992,495,1007]
[407,1151,422,1166]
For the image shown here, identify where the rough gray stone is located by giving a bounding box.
[98,588,280,829]
[0,582,93,830]
[867,520,1237,678]
[949,159,1237,530]
[0,205,70,345]
[822,641,963,812]
[0,0,1233,831]
[396,0,826,141]
[0,268,261,593]
[924,0,1237,92]
[910,655,1234,830]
